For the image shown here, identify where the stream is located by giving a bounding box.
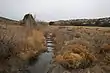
[28,33,55,73]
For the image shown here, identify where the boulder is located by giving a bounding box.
[22,14,37,27]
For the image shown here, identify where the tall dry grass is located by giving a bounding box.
[0,24,45,72]
[55,44,96,69]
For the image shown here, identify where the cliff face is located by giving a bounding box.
[22,14,37,27]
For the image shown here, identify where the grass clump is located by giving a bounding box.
[55,44,97,70]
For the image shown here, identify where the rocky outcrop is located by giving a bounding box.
[22,14,37,27]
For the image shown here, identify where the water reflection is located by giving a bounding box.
[47,43,55,47]
[28,52,53,73]
[28,33,54,73]
[47,40,53,43]
[47,47,54,52]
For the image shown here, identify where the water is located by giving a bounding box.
[47,47,54,52]
[28,33,54,73]
[47,41,53,43]
[28,52,53,73]
[47,43,55,47]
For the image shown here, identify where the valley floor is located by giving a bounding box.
[0,24,110,73]
[43,26,110,73]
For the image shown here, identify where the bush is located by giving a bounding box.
[0,30,16,60]
[100,43,110,53]
[55,44,96,69]
[0,25,45,72]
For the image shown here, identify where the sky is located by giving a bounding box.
[0,0,110,21]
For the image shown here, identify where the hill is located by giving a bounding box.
[49,17,110,27]
[0,17,19,25]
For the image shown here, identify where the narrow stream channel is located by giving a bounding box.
[28,33,55,73]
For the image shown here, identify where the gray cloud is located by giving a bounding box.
[0,0,110,21]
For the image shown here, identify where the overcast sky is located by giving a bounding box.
[0,0,110,21]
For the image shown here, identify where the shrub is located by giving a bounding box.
[55,44,96,69]
[0,30,16,60]
[100,43,110,53]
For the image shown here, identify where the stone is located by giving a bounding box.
[22,14,37,27]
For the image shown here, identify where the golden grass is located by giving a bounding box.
[55,44,96,69]
[0,22,46,72]
[18,29,45,60]
[100,44,110,53]
[0,25,45,60]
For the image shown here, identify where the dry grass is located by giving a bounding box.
[100,44,110,53]
[55,44,96,69]
[45,26,110,72]
[0,24,45,72]
[18,29,45,60]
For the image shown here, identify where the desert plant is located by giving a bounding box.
[0,30,16,60]
[100,44,110,53]
[55,44,96,69]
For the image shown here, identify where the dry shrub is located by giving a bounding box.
[100,44,110,64]
[104,54,110,64]
[0,28,17,60]
[100,43,110,53]
[0,28,19,72]
[0,26,45,72]
[17,29,45,60]
[67,44,88,54]
[0,35,15,60]
[0,27,45,61]
[55,44,96,69]
[74,32,81,38]
[55,55,63,63]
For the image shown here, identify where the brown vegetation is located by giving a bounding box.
[44,26,110,72]
[55,44,96,69]
[0,24,45,72]
[49,17,110,27]
[100,44,110,53]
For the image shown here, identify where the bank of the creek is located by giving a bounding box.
[27,33,55,73]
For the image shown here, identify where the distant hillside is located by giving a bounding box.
[0,17,18,22]
[49,17,110,27]
[0,17,19,25]
[0,14,37,27]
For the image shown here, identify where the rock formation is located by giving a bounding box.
[22,14,37,27]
